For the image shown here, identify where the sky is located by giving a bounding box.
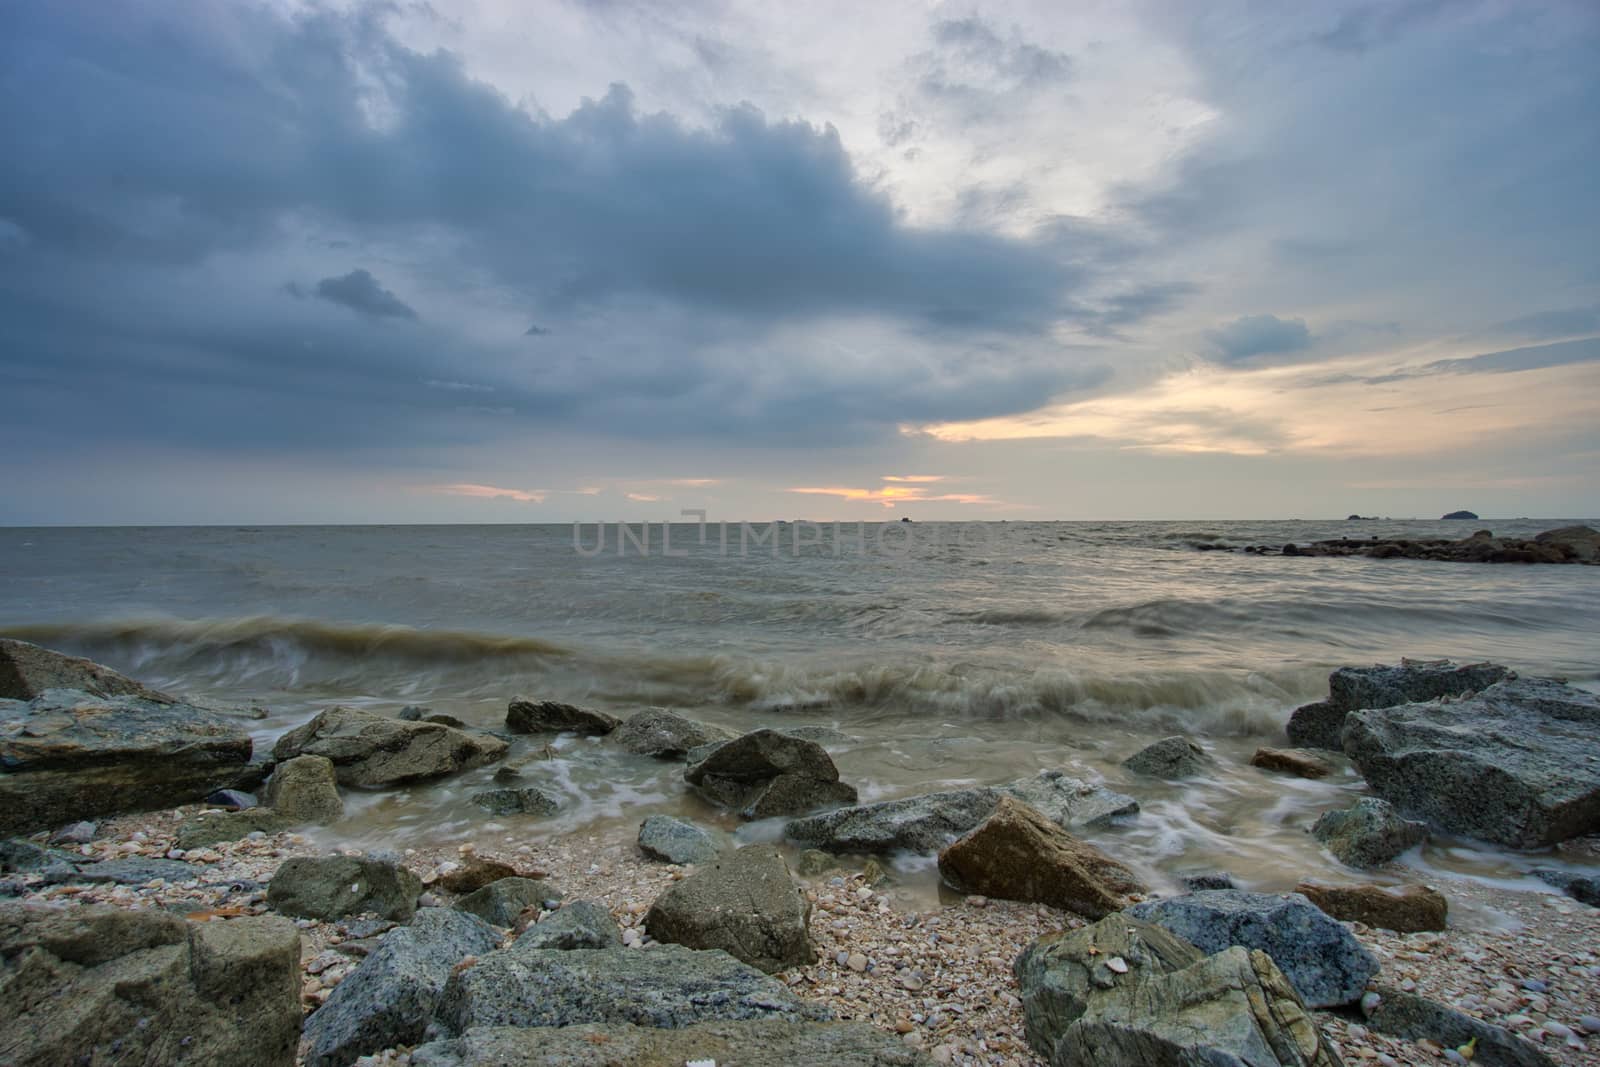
[1,0,1597,524]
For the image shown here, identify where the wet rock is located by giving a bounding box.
[73,857,206,885]
[937,797,1145,919]
[0,902,300,1066]
[505,698,619,736]
[455,876,561,927]
[436,856,519,895]
[434,943,828,1033]
[0,687,254,835]
[397,705,429,721]
[1003,770,1139,829]
[49,820,97,845]
[1180,871,1237,891]
[424,713,468,729]
[1251,747,1334,779]
[1362,984,1556,1067]
[637,813,721,865]
[1121,735,1216,780]
[302,907,501,1067]
[1533,524,1600,562]
[206,788,257,808]
[645,844,815,973]
[514,900,621,951]
[411,1019,932,1066]
[0,838,80,882]
[469,785,562,816]
[176,808,296,849]
[273,706,507,788]
[267,855,423,922]
[1312,797,1429,868]
[1015,915,1341,1067]
[0,638,171,702]
[795,849,842,877]
[685,729,857,819]
[1286,661,1514,750]
[1342,676,1600,847]
[611,708,733,758]
[1126,889,1379,1008]
[1530,867,1600,907]
[1294,882,1448,932]
[263,754,344,824]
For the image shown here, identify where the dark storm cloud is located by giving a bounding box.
[314,269,418,320]
[1205,314,1312,362]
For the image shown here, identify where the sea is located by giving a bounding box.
[3,518,1596,911]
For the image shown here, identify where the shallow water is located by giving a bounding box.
[3,519,1596,904]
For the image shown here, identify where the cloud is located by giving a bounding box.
[313,269,418,320]
[1420,337,1600,377]
[525,323,551,336]
[788,484,998,508]
[422,483,546,503]
[881,475,944,483]
[1205,314,1311,362]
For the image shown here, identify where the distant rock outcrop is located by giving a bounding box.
[1441,510,1479,520]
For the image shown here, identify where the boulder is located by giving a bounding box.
[470,785,562,816]
[411,1019,932,1066]
[455,876,562,927]
[637,814,721,865]
[1286,661,1514,750]
[303,907,502,1067]
[506,698,619,736]
[1362,984,1555,1067]
[0,638,170,701]
[434,944,828,1033]
[513,900,621,951]
[1015,915,1342,1067]
[1533,524,1600,562]
[611,708,733,758]
[1251,747,1334,779]
[1312,797,1429,868]
[1126,890,1379,1008]
[1121,736,1216,779]
[267,856,423,922]
[1530,867,1600,908]
[273,706,507,788]
[262,754,344,824]
[787,773,1137,855]
[1341,676,1600,847]
[176,808,296,849]
[71,856,207,885]
[0,688,254,835]
[1293,882,1448,932]
[685,729,857,819]
[0,902,300,1066]
[644,844,815,973]
[436,856,520,895]
[0,838,81,882]
[936,797,1145,919]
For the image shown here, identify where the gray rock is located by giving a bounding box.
[73,857,207,885]
[177,808,296,849]
[205,788,258,808]
[0,902,301,1066]
[1533,524,1600,562]
[637,813,721,865]
[0,838,80,883]
[1363,985,1555,1067]
[506,698,619,736]
[273,706,508,788]
[303,907,502,1067]
[645,844,815,973]
[0,688,254,836]
[1004,770,1140,829]
[685,729,857,819]
[263,754,344,824]
[786,773,1136,855]
[267,856,423,922]
[1015,915,1341,1067]
[411,1020,932,1066]
[1342,676,1600,847]
[1121,735,1216,779]
[397,705,429,721]
[434,944,829,1033]
[1126,889,1379,1008]
[470,785,562,816]
[1311,797,1429,868]
[49,820,98,845]
[1530,867,1600,907]
[611,708,734,758]
[1180,871,1237,891]
[513,900,621,951]
[425,713,468,729]
[0,638,171,702]
[1287,661,1513,750]
[455,876,562,927]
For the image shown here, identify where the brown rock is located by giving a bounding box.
[1293,882,1447,933]
[937,796,1145,919]
[1251,747,1334,779]
[437,856,520,894]
[0,638,172,702]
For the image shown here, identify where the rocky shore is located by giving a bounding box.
[1202,524,1600,564]
[3,638,1599,1066]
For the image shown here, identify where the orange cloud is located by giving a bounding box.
[788,485,998,508]
[881,474,945,483]
[422,483,547,503]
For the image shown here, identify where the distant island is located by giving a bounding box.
[1441,510,1479,520]
[1345,514,1379,521]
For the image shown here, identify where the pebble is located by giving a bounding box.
[1578,1015,1600,1033]
[847,952,868,973]
[1105,956,1129,975]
